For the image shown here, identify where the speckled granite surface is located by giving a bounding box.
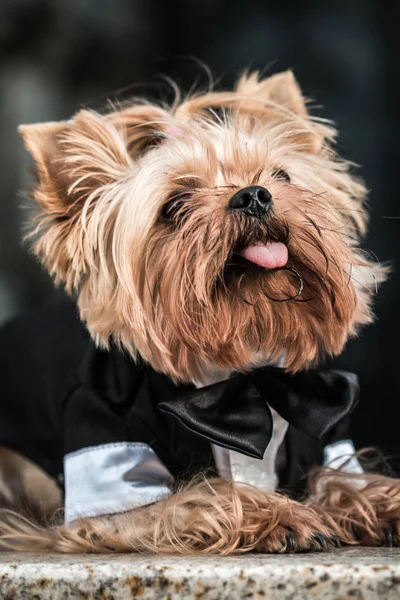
[0,548,400,599]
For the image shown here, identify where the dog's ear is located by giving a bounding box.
[20,107,168,290]
[19,110,132,219]
[19,111,132,289]
[19,105,169,216]
[236,70,307,116]
[236,70,325,153]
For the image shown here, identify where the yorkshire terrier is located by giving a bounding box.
[0,70,399,554]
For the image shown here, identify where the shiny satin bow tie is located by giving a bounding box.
[158,367,359,459]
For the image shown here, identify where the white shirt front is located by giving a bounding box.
[193,366,289,491]
[212,408,289,491]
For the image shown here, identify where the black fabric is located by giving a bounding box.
[64,349,215,479]
[0,302,214,481]
[159,368,358,459]
[0,303,88,477]
[275,419,349,499]
[160,377,274,459]
[0,302,356,491]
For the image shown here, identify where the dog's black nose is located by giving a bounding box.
[229,186,272,218]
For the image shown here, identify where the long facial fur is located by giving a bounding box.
[19,70,382,382]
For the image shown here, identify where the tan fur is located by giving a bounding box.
[1,474,400,553]
[308,468,400,546]
[19,69,379,382]
[0,478,333,553]
[0,447,61,523]
[1,69,394,554]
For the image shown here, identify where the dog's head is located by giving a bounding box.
[20,70,381,382]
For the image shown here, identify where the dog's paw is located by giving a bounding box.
[381,523,400,547]
[254,500,337,553]
[270,530,340,553]
[352,520,400,548]
[310,475,400,548]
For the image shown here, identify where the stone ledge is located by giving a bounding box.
[0,548,400,599]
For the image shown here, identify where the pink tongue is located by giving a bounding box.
[238,242,288,269]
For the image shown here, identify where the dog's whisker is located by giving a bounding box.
[257,267,304,303]
[237,274,256,306]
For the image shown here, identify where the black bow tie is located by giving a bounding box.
[158,367,359,459]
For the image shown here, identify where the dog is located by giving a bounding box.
[0,69,399,554]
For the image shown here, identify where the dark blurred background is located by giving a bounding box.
[0,0,399,461]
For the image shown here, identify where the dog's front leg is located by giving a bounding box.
[308,470,400,547]
[49,478,339,554]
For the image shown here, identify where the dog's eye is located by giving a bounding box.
[161,193,191,222]
[272,168,291,183]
